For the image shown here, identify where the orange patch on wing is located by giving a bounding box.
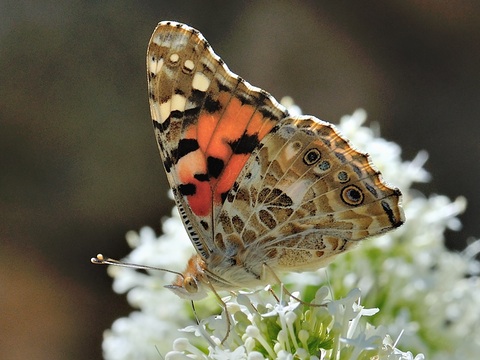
[197,113,219,151]
[188,181,212,216]
[204,96,255,160]
[203,95,278,206]
[178,92,279,216]
[213,154,249,204]
[177,147,212,216]
[247,111,276,139]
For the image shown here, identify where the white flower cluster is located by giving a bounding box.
[100,106,479,359]
[166,287,425,360]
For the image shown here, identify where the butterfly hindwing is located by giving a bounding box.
[215,116,403,272]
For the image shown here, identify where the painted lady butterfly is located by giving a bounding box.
[144,21,404,301]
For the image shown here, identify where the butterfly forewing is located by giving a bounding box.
[147,21,288,260]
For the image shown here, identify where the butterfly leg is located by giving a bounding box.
[267,286,280,303]
[205,281,232,344]
[190,300,200,325]
[262,263,327,308]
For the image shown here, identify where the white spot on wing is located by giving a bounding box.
[171,94,187,112]
[150,102,161,122]
[151,35,162,46]
[285,142,302,161]
[170,53,179,63]
[192,72,211,92]
[159,100,171,123]
[184,59,195,71]
[148,57,164,75]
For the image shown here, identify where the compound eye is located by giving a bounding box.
[183,276,198,293]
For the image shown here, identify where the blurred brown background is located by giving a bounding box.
[1,1,479,359]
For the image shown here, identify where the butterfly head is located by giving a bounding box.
[164,254,209,300]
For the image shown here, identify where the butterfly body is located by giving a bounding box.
[147,21,404,300]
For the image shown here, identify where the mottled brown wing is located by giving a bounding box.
[214,116,404,273]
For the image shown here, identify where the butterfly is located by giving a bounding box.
[145,21,404,301]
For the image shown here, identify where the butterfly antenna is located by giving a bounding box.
[91,254,185,279]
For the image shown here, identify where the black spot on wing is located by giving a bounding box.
[207,156,224,178]
[194,173,209,181]
[220,191,228,203]
[229,132,260,154]
[174,88,185,96]
[365,182,378,197]
[217,82,230,92]
[152,117,171,133]
[178,183,196,196]
[173,139,199,161]
[335,151,347,163]
[152,119,162,131]
[200,220,209,231]
[163,156,173,173]
[190,89,206,104]
[259,108,282,121]
[204,95,221,113]
[170,110,184,119]
[351,164,362,178]
[162,117,171,130]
